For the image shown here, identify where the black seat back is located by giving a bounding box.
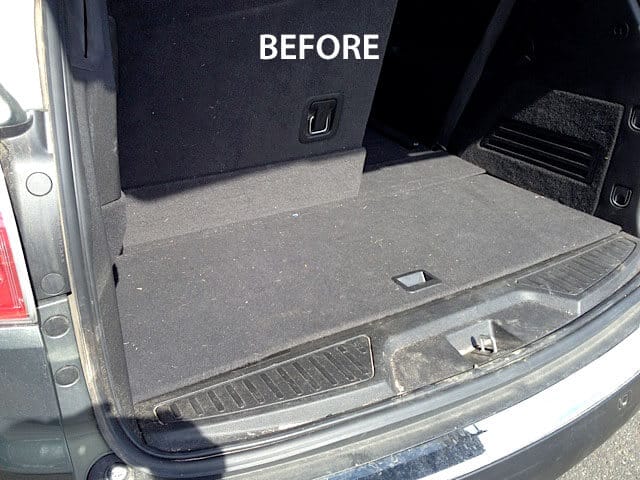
[110,0,398,188]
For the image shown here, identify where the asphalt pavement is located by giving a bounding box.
[559,410,640,479]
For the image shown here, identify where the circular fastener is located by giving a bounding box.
[618,392,630,409]
[612,22,630,39]
[106,464,131,480]
[41,272,65,296]
[26,172,53,197]
[42,315,70,338]
[87,454,128,480]
[54,365,79,387]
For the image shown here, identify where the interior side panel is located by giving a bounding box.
[451,0,640,224]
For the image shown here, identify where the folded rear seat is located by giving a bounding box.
[111,0,398,209]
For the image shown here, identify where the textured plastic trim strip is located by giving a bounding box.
[153,335,374,423]
[517,237,636,296]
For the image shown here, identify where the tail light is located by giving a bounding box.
[0,171,34,323]
[0,213,28,319]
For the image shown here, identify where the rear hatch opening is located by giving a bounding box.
[55,0,640,460]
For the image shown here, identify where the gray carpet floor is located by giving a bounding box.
[117,153,619,402]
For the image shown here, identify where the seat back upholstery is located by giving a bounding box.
[110,0,398,188]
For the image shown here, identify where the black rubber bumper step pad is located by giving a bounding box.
[516,237,636,296]
[153,336,374,423]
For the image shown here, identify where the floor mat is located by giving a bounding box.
[116,155,619,402]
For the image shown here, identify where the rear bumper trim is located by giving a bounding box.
[334,322,640,480]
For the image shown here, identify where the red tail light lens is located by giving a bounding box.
[0,212,27,320]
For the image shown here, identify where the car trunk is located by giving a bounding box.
[117,133,620,404]
[64,0,640,455]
